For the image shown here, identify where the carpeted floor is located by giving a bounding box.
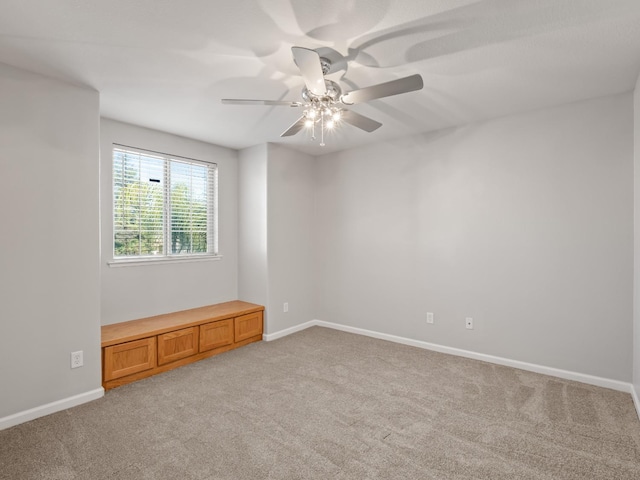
[1,326,640,479]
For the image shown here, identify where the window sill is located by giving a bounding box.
[107,254,223,268]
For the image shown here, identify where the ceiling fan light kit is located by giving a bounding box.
[222,47,424,147]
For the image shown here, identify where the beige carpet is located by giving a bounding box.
[1,326,640,479]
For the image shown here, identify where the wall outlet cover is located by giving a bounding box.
[71,351,84,369]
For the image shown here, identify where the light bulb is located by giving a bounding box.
[304,119,314,128]
[326,120,335,129]
[332,111,341,121]
[308,109,316,119]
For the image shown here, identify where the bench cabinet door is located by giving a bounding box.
[200,319,234,352]
[104,337,156,381]
[157,327,199,366]
[234,312,263,343]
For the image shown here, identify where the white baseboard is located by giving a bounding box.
[265,319,634,395]
[632,384,640,421]
[263,320,316,342]
[0,388,104,431]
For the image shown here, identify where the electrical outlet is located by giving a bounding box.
[283,302,289,313]
[465,317,473,330]
[426,312,434,324]
[71,351,83,369]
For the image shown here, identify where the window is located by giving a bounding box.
[112,145,218,261]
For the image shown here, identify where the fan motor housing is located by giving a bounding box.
[302,80,342,103]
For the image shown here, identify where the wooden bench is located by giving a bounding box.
[101,300,264,390]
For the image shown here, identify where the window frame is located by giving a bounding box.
[108,144,220,266]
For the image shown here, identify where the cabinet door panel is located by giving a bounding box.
[234,312,263,342]
[104,337,156,381]
[200,319,234,352]
[157,327,199,366]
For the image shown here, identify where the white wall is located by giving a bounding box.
[266,144,315,333]
[237,144,315,334]
[100,119,238,325]
[314,93,633,382]
[633,76,640,405]
[238,144,269,310]
[0,63,102,420]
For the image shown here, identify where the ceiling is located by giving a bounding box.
[1,0,640,155]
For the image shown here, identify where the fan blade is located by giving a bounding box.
[340,109,382,133]
[222,99,302,107]
[292,47,327,97]
[340,74,423,105]
[281,116,307,137]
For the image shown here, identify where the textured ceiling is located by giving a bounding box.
[1,0,640,155]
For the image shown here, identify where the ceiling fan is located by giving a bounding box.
[221,47,424,146]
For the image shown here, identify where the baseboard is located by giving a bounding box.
[0,388,104,431]
[632,384,640,420]
[263,320,316,342]
[265,319,633,394]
